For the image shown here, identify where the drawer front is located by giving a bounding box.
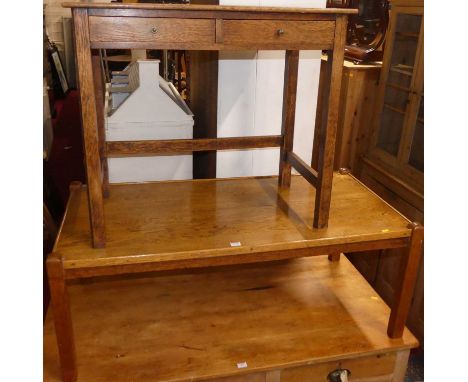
[281,352,401,382]
[89,17,215,46]
[206,351,408,382]
[221,20,335,50]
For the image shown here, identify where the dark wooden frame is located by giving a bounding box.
[47,4,423,382]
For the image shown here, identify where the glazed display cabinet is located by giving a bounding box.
[367,0,423,193]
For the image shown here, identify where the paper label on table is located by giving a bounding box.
[237,361,248,369]
[230,242,242,247]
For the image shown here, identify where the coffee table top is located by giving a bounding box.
[54,174,411,275]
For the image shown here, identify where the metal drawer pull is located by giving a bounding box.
[327,368,351,382]
[277,28,285,36]
[151,27,158,34]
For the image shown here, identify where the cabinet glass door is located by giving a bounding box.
[376,13,422,157]
[408,95,424,172]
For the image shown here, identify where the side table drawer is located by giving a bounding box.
[221,20,335,49]
[89,16,215,45]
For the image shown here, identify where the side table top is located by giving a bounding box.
[63,3,358,15]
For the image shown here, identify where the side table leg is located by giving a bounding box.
[313,15,347,228]
[278,50,299,188]
[387,222,424,338]
[47,254,77,382]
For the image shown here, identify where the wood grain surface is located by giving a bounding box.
[91,53,109,198]
[89,17,215,44]
[46,255,77,382]
[53,174,411,272]
[106,136,283,157]
[44,256,417,382]
[287,152,318,187]
[222,20,334,50]
[313,15,348,229]
[278,51,299,188]
[64,3,358,14]
[73,8,106,247]
[88,16,335,50]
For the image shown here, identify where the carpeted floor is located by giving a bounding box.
[405,350,424,382]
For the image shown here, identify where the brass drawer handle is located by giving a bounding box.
[277,28,285,36]
[151,27,158,34]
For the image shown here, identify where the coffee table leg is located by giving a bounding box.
[47,254,77,382]
[328,253,341,262]
[387,222,424,338]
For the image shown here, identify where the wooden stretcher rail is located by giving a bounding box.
[106,135,283,157]
[287,151,318,187]
[63,237,410,279]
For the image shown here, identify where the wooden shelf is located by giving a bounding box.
[44,256,418,382]
[55,173,412,278]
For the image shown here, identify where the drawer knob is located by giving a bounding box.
[277,28,285,36]
[151,27,158,34]
[327,368,351,382]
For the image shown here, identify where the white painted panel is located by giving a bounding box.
[109,156,192,183]
[217,0,326,178]
[252,50,284,176]
[294,49,322,165]
[106,60,194,183]
[217,51,257,178]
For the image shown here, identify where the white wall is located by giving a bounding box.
[217,0,326,178]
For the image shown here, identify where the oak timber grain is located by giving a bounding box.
[106,136,283,157]
[387,222,424,338]
[222,20,334,50]
[72,8,106,248]
[215,19,223,43]
[64,237,408,279]
[280,352,396,381]
[46,254,77,382]
[91,53,109,198]
[44,257,417,382]
[311,56,325,172]
[89,17,215,44]
[53,174,411,273]
[278,51,299,188]
[328,253,341,262]
[88,9,338,21]
[64,3,358,14]
[313,15,347,229]
[361,157,424,212]
[286,151,318,187]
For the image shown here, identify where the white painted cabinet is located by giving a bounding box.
[106,60,194,183]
